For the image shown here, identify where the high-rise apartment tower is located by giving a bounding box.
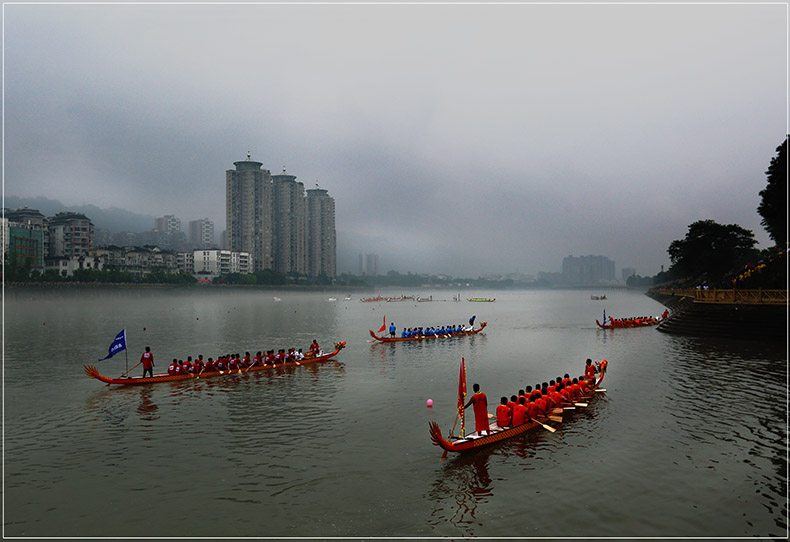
[226,155,272,272]
[272,169,307,275]
[306,186,336,278]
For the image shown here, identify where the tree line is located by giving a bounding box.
[641,136,787,289]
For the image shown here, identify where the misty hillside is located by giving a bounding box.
[4,195,156,233]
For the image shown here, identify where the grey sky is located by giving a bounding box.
[3,3,786,277]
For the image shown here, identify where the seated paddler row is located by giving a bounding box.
[399,324,472,338]
[165,340,324,375]
[487,359,607,432]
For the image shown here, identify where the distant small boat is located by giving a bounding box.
[327,297,338,302]
[273,297,282,302]
[344,296,352,301]
[590,295,607,300]
[468,297,495,302]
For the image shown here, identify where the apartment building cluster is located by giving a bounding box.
[561,255,616,285]
[226,155,336,278]
[1,207,254,278]
[4,155,337,280]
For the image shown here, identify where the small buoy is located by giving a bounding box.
[196,317,199,320]
[143,327,146,331]
[42,322,46,325]
[426,399,433,407]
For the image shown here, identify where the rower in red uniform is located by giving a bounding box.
[464,383,490,436]
[309,340,320,357]
[526,397,541,421]
[528,385,542,402]
[569,378,582,401]
[584,359,597,381]
[168,359,178,375]
[496,397,512,428]
[507,395,518,415]
[512,397,528,426]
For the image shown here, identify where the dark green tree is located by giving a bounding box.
[667,219,758,285]
[757,136,787,247]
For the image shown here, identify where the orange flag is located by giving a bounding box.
[378,316,386,333]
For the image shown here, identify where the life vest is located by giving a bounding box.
[512,404,528,426]
[496,404,511,426]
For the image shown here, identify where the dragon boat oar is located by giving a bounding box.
[529,418,557,433]
[109,362,142,385]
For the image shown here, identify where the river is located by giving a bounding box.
[3,287,787,538]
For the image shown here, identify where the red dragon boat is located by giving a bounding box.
[368,322,487,343]
[84,341,346,386]
[429,363,607,454]
[596,317,661,329]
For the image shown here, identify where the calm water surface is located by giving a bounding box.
[3,287,787,538]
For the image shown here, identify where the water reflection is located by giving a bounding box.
[427,451,495,535]
[137,387,159,421]
[663,335,787,534]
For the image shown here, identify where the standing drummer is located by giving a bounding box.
[464,383,490,436]
[140,346,154,378]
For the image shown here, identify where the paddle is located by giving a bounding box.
[574,402,588,407]
[595,388,607,393]
[529,418,557,433]
[109,361,142,385]
[548,416,563,423]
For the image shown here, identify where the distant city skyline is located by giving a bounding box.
[4,4,783,278]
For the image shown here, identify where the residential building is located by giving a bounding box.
[47,212,93,258]
[272,169,307,275]
[306,186,336,278]
[5,207,48,257]
[358,253,379,276]
[193,249,253,275]
[188,218,215,249]
[154,215,181,235]
[177,251,195,274]
[44,255,104,277]
[7,224,45,270]
[562,255,615,285]
[226,154,273,272]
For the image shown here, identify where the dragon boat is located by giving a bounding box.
[368,322,487,343]
[429,364,606,454]
[84,341,346,386]
[467,297,495,302]
[596,317,660,329]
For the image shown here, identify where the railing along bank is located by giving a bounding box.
[653,288,788,305]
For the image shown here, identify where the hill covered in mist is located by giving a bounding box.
[4,195,156,233]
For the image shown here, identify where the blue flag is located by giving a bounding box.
[469,315,476,326]
[99,329,127,361]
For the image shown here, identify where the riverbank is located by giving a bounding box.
[646,288,787,341]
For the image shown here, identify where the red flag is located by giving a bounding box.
[378,316,386,333]
[457,357,467,436]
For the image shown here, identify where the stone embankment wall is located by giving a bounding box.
[646,290,787,341]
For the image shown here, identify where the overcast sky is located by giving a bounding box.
[3,2,786,277]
